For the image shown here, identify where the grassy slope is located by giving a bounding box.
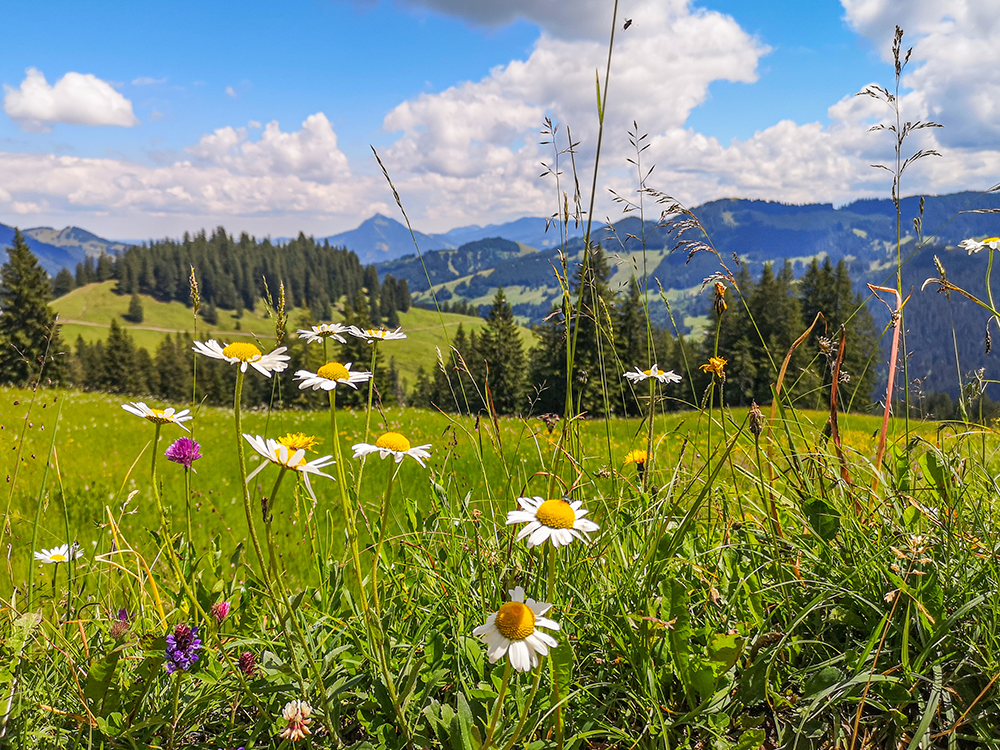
[1,382,913,589]
[53,282,531,387]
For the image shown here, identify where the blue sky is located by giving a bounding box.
[1,0,997,239]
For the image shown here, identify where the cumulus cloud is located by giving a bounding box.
[187,113,351,183]
[0,113,370,236]
[379,0,769,223]
[3,68,140,132]
[842,0,1000,149]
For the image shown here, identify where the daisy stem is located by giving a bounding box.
[369,463,411,746]
[329,390,372,619]
[545,541,564,749]
[482,661,512,750]
[501,665,543,750]
[645,377,655,491]
[151,424,161,485]
[234,370,272,591]
[263,468,288,579]
[354,343,380,498]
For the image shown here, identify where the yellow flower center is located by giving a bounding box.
[317,362,350,381]
[494,601,536,640]
[277,432,318,452]
[987,237,1000,243]
[376,432,411,452]
[624,449,647,466]
[642,369,652,376]
[535,499,577,529]
[50,553,67,562]
[222,342,262,361]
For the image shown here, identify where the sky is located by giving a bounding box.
[1,0,999,241]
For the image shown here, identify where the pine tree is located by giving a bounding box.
[52,268,76,298]
[125,293,144,323]
[616,279,650,416]
[396,278,411,312]
[154,334,191,402]
[477,287,526,414]
[99,320,141,394]
[570,247,618,415]
[799,258,879,409]
[202,301,219,325]
[96,253,114,282]
[0,229,67,384]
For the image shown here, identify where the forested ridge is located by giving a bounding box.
[7,225,988,420]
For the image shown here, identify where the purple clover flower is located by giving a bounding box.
[165,437,202,469]
[165,623,202,673]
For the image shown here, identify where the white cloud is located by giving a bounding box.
[225,86,238,98]
[187,113,351,183]
[248,120,262,129]
[3,68,140,132]
[842,0,1000,149]
[0,114,368,236]
[132,76,167,86]
[378,0,769,224]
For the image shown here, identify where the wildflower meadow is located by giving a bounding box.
[6,16,1000,750]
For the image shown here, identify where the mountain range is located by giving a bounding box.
[0,224,132,276]
[317,213,568,264]
[5,190,1000,397]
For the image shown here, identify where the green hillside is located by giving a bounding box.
[53,282,531,387]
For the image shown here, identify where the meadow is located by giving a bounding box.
[6,16,1000,750]
[51,281,526,388]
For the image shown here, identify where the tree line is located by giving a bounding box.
[51,227,412,327]
[1,227,927,421]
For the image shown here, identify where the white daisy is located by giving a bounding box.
[959,236,1000,255]
[294,362,372,391]
[297,323,349,344]
[192,340,289,377]
[472,586,560,672]
[352,432,431,467]
[506,496,600,548]
[243,434,335,501]
[34,543,82,564]
[623,365,683,384]
[121,402,192,431]
[347,326,407,343]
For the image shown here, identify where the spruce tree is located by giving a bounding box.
[799,258,879,409]
[616,279,650,416]
[477,287,526,415]
[125,293,144,323]
[96,252,114,282]
[52,268,76,298]
[0,229,67,384]
[99,320,140,394]
[571,247,618,415]
[396,278,411,312]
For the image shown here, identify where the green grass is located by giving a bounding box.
[53,281,526,387]
[1,383,915,592]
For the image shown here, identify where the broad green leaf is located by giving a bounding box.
[804,499,840,541]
